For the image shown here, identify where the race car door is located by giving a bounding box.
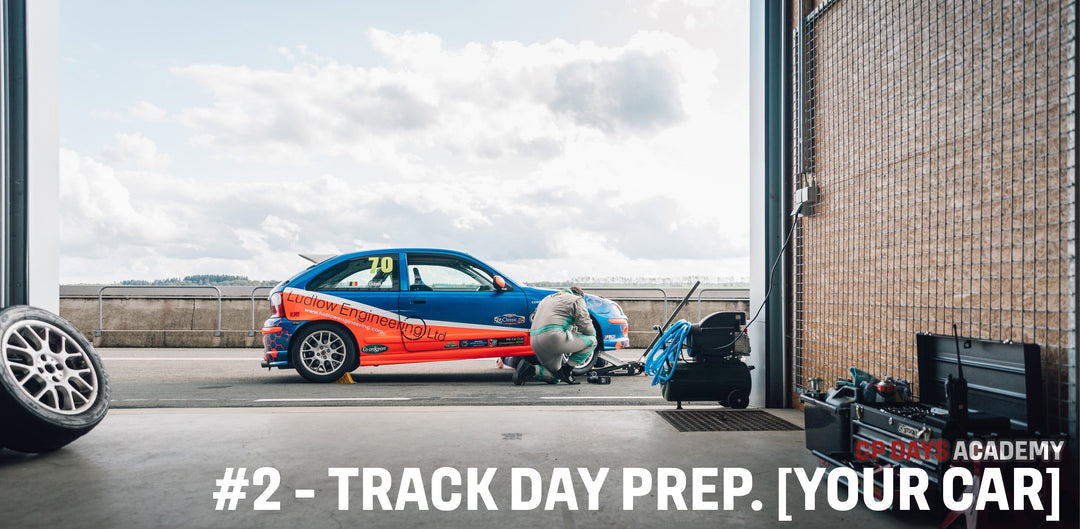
[398,252,529,356]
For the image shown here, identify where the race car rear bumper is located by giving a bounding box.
[262,317,293,368]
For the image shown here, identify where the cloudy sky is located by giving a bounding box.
[59,0,749,285]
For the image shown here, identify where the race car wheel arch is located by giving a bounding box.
[290,321,358,383]
[0,305,111,453]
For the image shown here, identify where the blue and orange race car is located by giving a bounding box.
[262,248,630,382]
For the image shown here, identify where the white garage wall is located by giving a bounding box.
[26,0,58,313]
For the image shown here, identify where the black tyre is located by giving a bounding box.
[0,306,111,453]
[290,323,357,383]
[569,319,603,376]
[726,389,749,409]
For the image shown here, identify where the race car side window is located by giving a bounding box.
[308,254,399,291]
[406,255,496,292]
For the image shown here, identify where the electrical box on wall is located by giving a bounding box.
[794,183,818,216]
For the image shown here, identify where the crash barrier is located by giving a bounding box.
[580,288,751,320]
[249,286,274,336]
[582,287,751,348]
[58,286,749,348]
[695,289,750,321]
[61,285,256,348]
[96,285,223,337]
[583,288,669,320]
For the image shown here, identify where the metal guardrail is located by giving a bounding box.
[581,287,670,321]
[249,286,274,336]
[85,285,749,337]
[696,288,752,320]
[583,287,751,323]
[96,285,223,337]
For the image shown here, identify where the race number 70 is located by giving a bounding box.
[368,257,394,274]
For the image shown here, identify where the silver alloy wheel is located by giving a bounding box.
[1,319,99,415]
[298,330,346,374]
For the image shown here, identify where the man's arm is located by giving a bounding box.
[573,297,595,336]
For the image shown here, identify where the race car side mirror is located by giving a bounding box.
[493,275,510,292]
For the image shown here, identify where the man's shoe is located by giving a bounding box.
[513,362,533,385]
[557,364,579,385]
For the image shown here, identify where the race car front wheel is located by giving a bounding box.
[291,323,357,383]
[568,318,603,377]
[0,306,111,453]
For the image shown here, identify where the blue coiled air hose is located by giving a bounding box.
[644,320,691,386]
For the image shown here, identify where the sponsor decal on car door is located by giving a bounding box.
[280,288,406,353]
[398,253,530,356]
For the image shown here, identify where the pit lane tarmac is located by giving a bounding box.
[101,348,668,408]
[0,348,945,529]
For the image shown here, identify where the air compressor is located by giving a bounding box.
[643,284,754,409]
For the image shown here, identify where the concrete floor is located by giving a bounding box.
[0,406,944,529]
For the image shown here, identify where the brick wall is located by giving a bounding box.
[791,0,1076,438]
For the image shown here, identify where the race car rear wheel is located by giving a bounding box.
[0,306,111,453]
[291,323,357,383]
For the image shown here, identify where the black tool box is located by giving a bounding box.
[804,332,1044,488]
[852,333,1043,486]
[800,385,856,459]
[851,404,1013,485]
[914,332,1044,434]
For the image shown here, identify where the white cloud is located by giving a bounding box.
[130,101,168,122]
[100,132,172,170]
[173,30,717,166]
[59,148,185,252]
[88,101,169,123]
[60,19,748,284]
[59,143,750,283]
[260,215,301,241]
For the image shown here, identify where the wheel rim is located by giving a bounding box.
[298,330,346,374]
[1,319,99,415]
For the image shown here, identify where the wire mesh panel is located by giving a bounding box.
[791,0,1077,440]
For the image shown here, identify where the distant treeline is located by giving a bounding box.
[118,274,279,287]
